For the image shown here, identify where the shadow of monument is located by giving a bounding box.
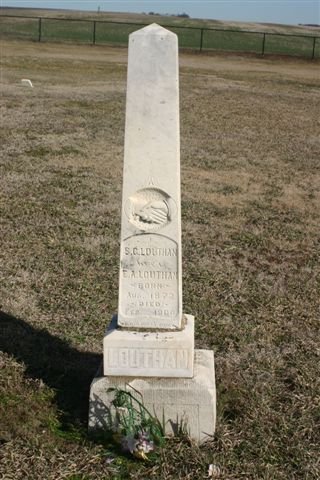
[0,310,101,428]
[89,392,114,431]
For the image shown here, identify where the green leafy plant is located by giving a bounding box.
[107,386,165,460]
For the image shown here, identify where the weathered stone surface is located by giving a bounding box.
[118,24,182,330]
[104,314,194,377]
[88,24,217,442]
[89,350,216,442]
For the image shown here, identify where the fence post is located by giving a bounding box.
[311,36,316,59]
[38,17,42,42]
[261,32,266,56]
[93,20,96,45]
[200,28,204,52]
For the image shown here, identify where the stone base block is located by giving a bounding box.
[104,314,194,378]
[89,349,216,443]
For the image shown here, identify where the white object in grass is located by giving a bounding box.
[21,79,33,87]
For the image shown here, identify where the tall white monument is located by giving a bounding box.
[89,24,216,442]
[118,23,182,331]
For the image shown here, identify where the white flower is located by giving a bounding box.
[208,464,221,477]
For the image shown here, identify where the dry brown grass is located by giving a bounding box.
[1,40,320,479]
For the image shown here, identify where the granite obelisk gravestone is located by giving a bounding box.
[118,23,182,331]
[89,24,216,442]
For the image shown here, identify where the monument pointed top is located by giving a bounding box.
[131,23,176,37]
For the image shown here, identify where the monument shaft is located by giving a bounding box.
[118,24,182,330]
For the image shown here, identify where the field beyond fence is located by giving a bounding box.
[1,13,320,58]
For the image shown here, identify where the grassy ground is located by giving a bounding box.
[1,40,320,479]
[1,8,320,58]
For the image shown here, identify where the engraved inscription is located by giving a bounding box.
[125,187,176,232]
[119,234,179,327]
[107,348,189,370]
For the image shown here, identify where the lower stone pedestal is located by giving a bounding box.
[104,314,194,378]
[89,349,216,443]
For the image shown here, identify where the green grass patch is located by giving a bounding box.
[95,21,145,45]
[203,29,264,54]
[41,18,93,44]
[1,14,319,58]
[264,33,316,58]
[0,15,39,40]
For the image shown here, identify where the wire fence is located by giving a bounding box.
[1,14,319,59]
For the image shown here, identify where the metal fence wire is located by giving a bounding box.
[1,14,319,59]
